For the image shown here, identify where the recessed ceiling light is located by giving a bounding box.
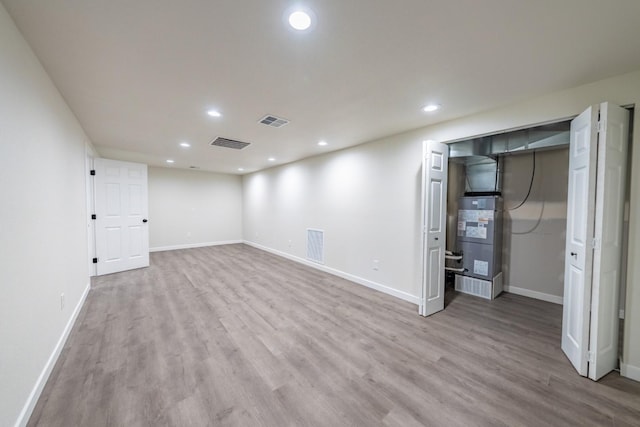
[423,104,441,112]
[179,142,191,148]
[318,140,328,146]
[207,110,222,117]
[166,159,175,164]
[268,157,276,162]
[238,167,244,171]
[289,10,311,30]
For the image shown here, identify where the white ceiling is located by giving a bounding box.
[4,0,640,174]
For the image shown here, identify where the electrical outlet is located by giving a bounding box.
[60,293,65,311]
[187,231,192,237]
[373,260,380,271]
[288,240,292,248]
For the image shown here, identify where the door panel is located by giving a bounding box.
[129,185,143,213]
[566,265,584,348]
[588,102,629,380]
[421,140,448,316]
[427,248,441,299]
[562,106,598,375]
[106,184,120,215]
[429,180,443,231]
[569,169,587,244]
[106,227,122,261]
[129,226,143,257]
[95,158,149,275]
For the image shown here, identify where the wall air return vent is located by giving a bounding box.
[210,137,251,150]
[307,229,324,264]
[259,115,289,128]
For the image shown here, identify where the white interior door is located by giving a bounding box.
[420,140,448,316]
[588,103,629,380]
[562,103,628,380]
[94,158,149,275]
[562,106,597,375]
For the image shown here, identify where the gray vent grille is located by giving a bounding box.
[455,275,492,299]
[210,137,251,150]
[259,115,289,128]
[307,229,324,264]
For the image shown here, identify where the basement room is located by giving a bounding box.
[2,1,640,426]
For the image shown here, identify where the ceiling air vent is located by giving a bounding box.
[259,115,289,128]
[209,137,251,150]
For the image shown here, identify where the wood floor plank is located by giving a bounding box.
[27,244,640,426]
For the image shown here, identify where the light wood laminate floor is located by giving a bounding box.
[28,244,640,426]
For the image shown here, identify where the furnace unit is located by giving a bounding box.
[455,195,503,299]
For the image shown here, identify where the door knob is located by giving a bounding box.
[142,219,148,223]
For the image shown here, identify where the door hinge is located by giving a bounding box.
[597,120,606,133]
[91,214,97,220]
[591,238,600,250]
[90,169,96,176]
[92,258,98,264]
[587,351,595,363]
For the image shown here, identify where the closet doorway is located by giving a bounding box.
[420,102,632,381]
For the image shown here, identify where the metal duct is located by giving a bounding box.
[449,121,571,158]
[448,121,571,194]
[459,157,500,193]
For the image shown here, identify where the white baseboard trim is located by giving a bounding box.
[620,363,640,382]
[503,285,563,305]
[243,241,420,305]
[150,240,243,253]
[15,281,91,427]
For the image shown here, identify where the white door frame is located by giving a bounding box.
[85,143,96,277]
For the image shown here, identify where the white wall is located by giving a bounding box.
[148,167,243,251]
[0,4,92,426]
[243,69,640,381]
[502,149,569,303]
[243,135,423,303]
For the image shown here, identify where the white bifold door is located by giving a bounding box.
[420,140,449,316]
[94,159,149,276]
[562,102,629,380]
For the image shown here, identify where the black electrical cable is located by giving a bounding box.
[508,151,536,211]
[494,157,500,192]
